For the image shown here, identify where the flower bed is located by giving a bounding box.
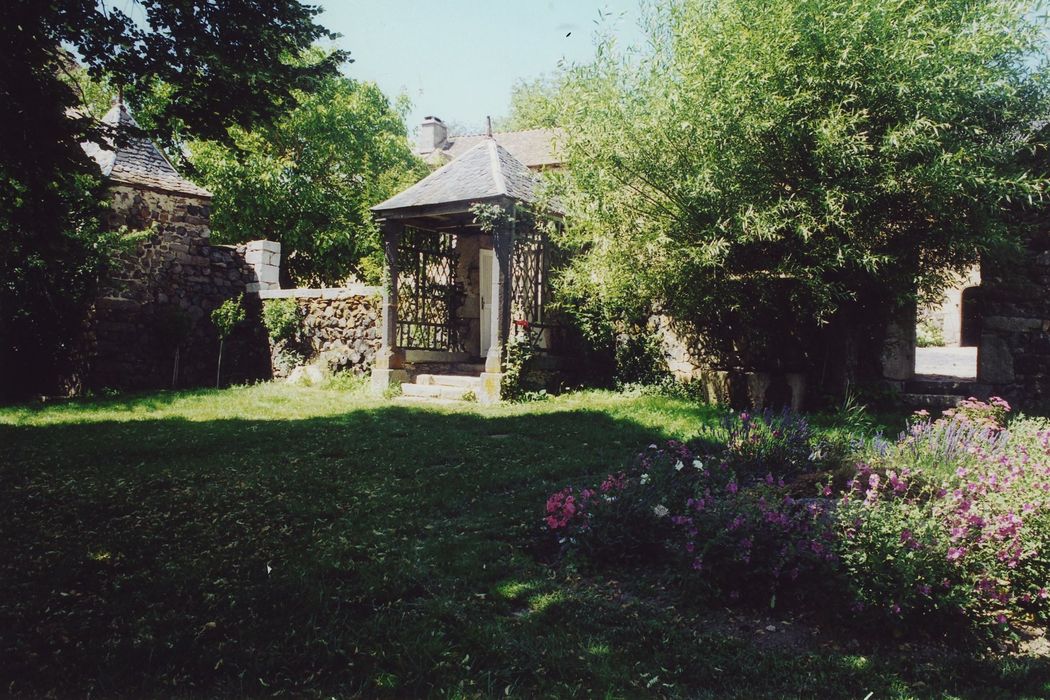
[544,399,1050,644]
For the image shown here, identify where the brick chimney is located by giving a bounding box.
[418,115,448,153]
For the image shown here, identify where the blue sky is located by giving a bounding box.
[317,1,645,135]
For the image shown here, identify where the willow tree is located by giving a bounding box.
[550,0,1049,387]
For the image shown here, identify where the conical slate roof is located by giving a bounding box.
[82,103,212,198]
[373,138,541,213]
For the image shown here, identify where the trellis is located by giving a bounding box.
[396,226,462,351]
[511,225,549,333]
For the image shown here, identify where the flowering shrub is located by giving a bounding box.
[543,399,1050,645]
[711,408,821,481]
[547,438,836,599]
[834,399,1050,640]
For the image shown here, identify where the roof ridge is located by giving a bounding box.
[450,127,560,139]
[487,140,508,196]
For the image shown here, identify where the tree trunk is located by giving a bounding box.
[171,347,180,390]
[216,340,224,389]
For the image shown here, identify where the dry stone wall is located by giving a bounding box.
[260,288,381,378]
[78,185,270,391]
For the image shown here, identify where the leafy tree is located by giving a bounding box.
[190,66,428,286]
[1,0,344,399]
[548,0,1049,387]
[211,295,246,388]
[494,74,566,131]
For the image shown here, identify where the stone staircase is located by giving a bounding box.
[899,375,989,411]
[398,364,486,402]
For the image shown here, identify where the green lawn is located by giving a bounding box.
[0,384,1047,698]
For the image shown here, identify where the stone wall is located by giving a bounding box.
[76,185,271,391]
[977,232,1050,405]
[918,265,981,347]
[259,288,381,378]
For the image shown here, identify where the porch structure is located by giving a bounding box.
[370,138,555,403]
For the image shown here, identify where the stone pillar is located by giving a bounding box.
[371,219,409,394]
[880,314,916,384]
[480,206,515,403]
[244,240,281,291]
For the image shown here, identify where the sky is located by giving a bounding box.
[317,1,646,136]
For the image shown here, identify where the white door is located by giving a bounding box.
[479,249,493,358]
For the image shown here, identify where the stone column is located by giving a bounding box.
[480,205,515,403]
[244,240,281,291]
[371,219,409,394]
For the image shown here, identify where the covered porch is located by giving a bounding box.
[370,138,556,403]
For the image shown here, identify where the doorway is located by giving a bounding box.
[479,248,493,358]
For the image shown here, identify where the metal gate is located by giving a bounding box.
[396,226,462,351]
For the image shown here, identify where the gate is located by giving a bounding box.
[397,226,462,351]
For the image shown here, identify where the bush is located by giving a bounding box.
[543,398,1050,645]
[262,298,302,344]
[833,399,1049,641]
[547,433,837,602]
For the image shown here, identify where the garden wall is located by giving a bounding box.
[74,185,271,391]
[977,231,1050,406]
[258,287,381,378]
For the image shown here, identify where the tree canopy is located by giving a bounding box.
[1,0,345,398]
[548,0,1050,377]
[189,68,428,286]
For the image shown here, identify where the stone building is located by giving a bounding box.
[75,102,270,391]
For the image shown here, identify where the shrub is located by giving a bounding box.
[704,408,819,482]
[833,400,1050,641]
[262,298,302,344]
[544,398,1050,645]
[547,437,836,602]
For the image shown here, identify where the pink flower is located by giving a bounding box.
[947,546,966,562]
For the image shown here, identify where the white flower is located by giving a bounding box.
[692,459,703,470]
[648,444,658,450]
[640,473,651,485]
[653,504,669,518]
[674,460,685,471]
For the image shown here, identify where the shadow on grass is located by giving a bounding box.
[0,402,1047,698]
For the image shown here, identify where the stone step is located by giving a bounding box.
[899,393,966,410]
[450,363,486,375]
[394,395,466,407]
[401,383,476,401]
[415,374,482,388]
[906,377,988,397]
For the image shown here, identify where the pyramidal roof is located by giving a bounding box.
[81,102,212,198]
[373,138,542,214]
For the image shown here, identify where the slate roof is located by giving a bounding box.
[81,103,212,198]
[424,128,563,169]
[374,138,544,213]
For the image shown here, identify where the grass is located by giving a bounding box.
[0,383,1047,698]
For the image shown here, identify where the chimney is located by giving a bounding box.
[418,115,448,153]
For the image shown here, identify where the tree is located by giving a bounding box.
[549,0,1049,388]
[493,75,566,132]
[211,295,245,388]
[0,0,345,399]
[189,65,428,286]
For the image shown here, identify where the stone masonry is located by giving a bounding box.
[79,185,270,390]
[259,288,381,378]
